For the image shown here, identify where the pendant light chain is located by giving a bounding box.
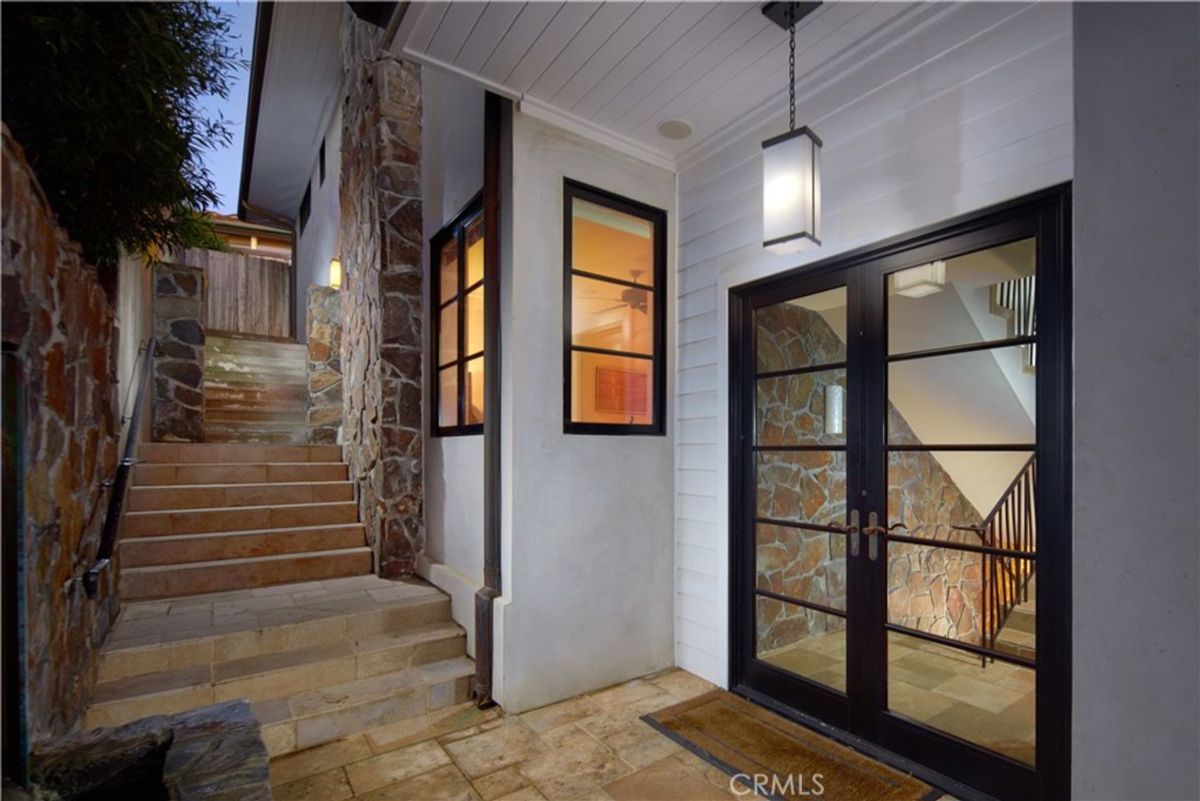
[788,19,796,131]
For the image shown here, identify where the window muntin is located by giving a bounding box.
[564,181,666,434]
[432,195,485,436]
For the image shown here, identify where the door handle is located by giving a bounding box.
[863,512,888,561]
[830,510,860,557]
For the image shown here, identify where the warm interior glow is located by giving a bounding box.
[569,195,657,426]
[328,259,342,289]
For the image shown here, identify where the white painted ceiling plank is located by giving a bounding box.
[677,3,907,153]
[549,2,680,111]
[570,3,719,120]
[615,11,774,136]
[407,2,451,55]
[630,1,864,147]
[528,2,641,101]
[479,2,564,85]
[506,2,603,91]
[455,2,527,75]
[592,3,754,129]
[425,2,489,65]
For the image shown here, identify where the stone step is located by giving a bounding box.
[254,656,475,756]
[206,337,308,358]
[120,547,373,600]
[100,580,452,683]
[139,443,342,464]
[86,625,467,731]
[134,461,348,486]
[124,500,358,537]
[128,481,352,512]
[203,428,310,445]
[204,408,309,424]
[119,524,367,567]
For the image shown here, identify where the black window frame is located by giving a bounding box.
[431,191,485,437]
[563,179,667,436]
[319,138,326,185]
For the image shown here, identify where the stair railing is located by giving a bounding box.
[952,454,1036,663]
[991,276,1037,369]
[83,336,156,597]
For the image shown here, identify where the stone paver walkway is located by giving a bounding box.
[269,668,746,800]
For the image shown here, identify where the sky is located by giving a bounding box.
[200,0,258,215]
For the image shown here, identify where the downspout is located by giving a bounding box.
[474,91,505,707]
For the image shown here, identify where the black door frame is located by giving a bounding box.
[729,185,1071,801]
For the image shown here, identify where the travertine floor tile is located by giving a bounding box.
[270,735,372,787]
[471,765,529,801]
[354,763,478,801]
[274,766,354,801]
[345,739,452,796]
[518,736,632,801]
[443,719,546,779]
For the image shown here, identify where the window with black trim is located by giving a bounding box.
[298,182,311,233]
[564,180,666,435]
[319,139,326,185]
[431,194,485,436]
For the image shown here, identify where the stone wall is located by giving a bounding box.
[754,304,984,653]
[151,262,205,442]
[306,285,343,444]
[339,12,425,576]
[0,127,120,742]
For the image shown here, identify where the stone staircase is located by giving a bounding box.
[121,443,371,600]
[204,332,308,444]
[92,441,474,758]
[994,576,1036,660]
[88,575,472,757]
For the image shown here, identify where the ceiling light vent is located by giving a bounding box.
[657,120,693,140]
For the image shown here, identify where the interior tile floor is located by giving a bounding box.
[268,667,965,801]
[763,630,1035,765]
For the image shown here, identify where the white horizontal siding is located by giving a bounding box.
[672,2,1073,686]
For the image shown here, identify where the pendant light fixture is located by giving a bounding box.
[762,3,823,255]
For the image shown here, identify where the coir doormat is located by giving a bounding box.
[642,690,937,801]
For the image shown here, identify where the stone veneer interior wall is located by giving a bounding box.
[754,303,984,653]
[306,285,343,444]
[151,262,206,442]
[1,127,121,742]
[338,11,425,576]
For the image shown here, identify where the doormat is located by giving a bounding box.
[642,690,937,801]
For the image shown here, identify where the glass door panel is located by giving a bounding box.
[880,237,1039,765]
[752,286,852,695]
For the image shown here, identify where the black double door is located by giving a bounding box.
[729,189,1070,801]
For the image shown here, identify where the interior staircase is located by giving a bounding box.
[93,442,474,757]
[203,332,309,444]
[993,576,1036,660]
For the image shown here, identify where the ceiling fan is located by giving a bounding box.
[579,270,649,315]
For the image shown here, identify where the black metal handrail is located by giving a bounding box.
[953,454,1036,664]
[83,336,156,597]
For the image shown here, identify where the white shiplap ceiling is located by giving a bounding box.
[392,2,930,169]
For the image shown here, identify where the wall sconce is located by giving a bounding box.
[893,260,946,298]
[328,258,343,290]
[824,384,844,436]
[762,2,822,255]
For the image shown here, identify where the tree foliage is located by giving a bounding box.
[2,2,243,266]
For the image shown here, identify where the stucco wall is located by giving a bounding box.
[419,67,486,653]
[294,106,343,341]
[494,111,676,713]
[1072,4,1200,798]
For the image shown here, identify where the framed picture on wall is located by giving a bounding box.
[595,366,649,415]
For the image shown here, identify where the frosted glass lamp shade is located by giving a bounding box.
[328,259,343,290]
[762,127,822,254]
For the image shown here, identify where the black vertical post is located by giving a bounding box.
[474,90,505,707]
